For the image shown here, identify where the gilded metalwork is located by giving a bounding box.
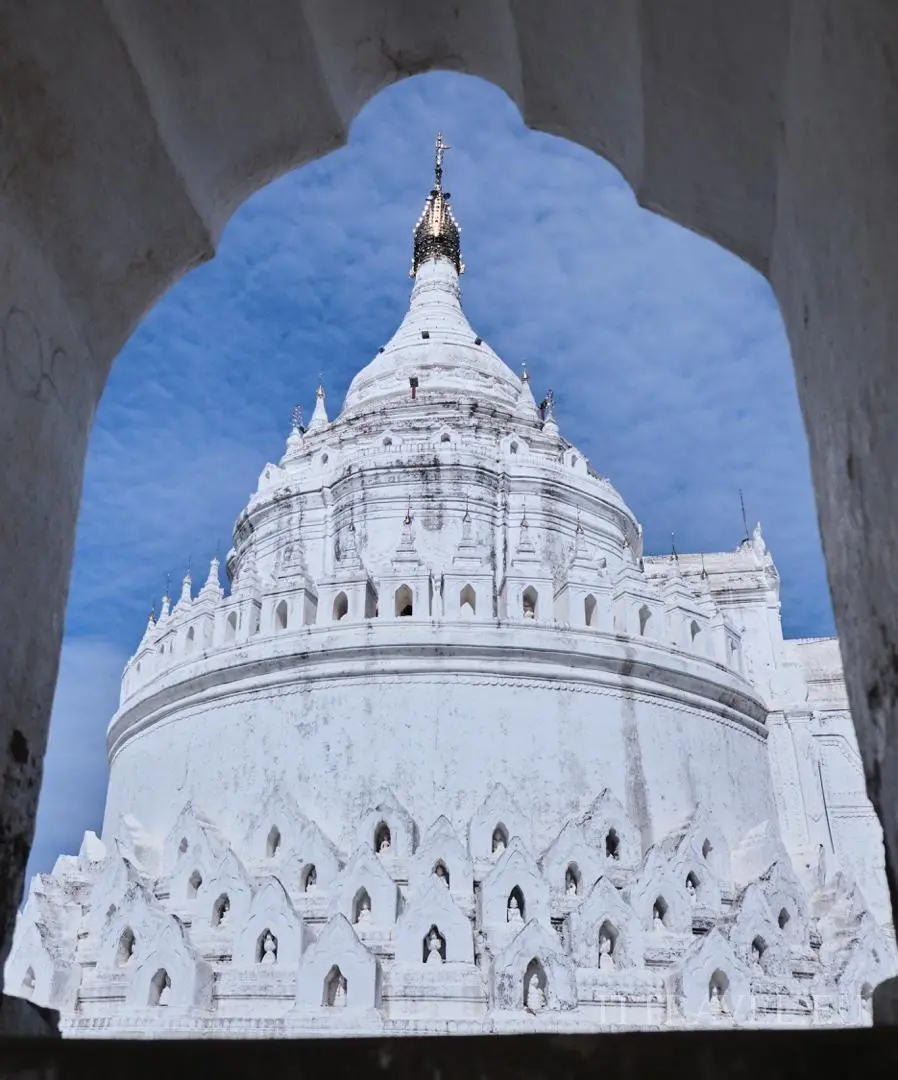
[411,132,464,276]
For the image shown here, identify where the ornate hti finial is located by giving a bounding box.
[411,133,464,277]
[434,131,450,191]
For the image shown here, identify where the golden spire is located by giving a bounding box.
[411,133,464,277]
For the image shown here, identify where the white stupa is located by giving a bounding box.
[7,135,895,1036]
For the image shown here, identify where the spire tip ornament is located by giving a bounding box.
[411,133,464,277]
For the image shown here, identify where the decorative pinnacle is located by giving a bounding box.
[411,133,464,277]
[521,362,529,383]
[434,131,451,191]
[403,498,413,526]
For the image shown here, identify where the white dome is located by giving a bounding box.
[342,258,522,416]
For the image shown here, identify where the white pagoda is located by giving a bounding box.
[6,135,894,1036]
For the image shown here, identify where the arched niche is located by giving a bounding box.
[186,870,203,899]
[459,583,476,616]
[395,584,413,618]
[148,968,171,1007]
[584,593,597,627]
[352,887,372,925]
[266,825,281,859]
[522,586,538,620]
[255,928,278,965]
[116,926,136,966]
[422,924,447,964]
[374,821,392,854]
[333,591,348,621]
[301,863,318,893]
[523,956,548,1010]
[275,599,288,631]
[212,893,231,927]
[507,884,526,923]
[323,964,347,1008]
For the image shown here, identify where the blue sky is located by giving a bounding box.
[30,72,831,882]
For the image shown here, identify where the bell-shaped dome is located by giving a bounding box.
[342,134,523,417]
[342,259,523,416]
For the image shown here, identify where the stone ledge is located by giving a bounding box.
[1,1032,897,1079]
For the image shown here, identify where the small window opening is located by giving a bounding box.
[440,432,451,444]
[638,604,652,636]
[652,895,669,930]
[522,586,538,620]
[187,870,202,898]
[383,436,393,447]
[225,610,237,642]
[266,825,281,858]
[778,907,791,930]
[598,920,619,969]
[708,969,730,1015]
[585,594,597,627]
[565,863,581,897]
[275,599,288,632]
[302,864,318,892]
[460,583,476,616]
[686,871,700,903]
[149,968,171,1007]
[409,375,419,400]
[474,336,482,345]
[333,591,348,621]
[213,893,231,927]
[605,828,621,860]
[701,838,713,860]
[395,584,413,617]
[323,964,348,1007]
[510,440,518,454]
[21,967,35,994]
[491,824,509,855]
[374,821,392,854]
[690,619,701,643]
[420,331,430,340]
[750,935,767,969]
[186,625,195,651]
[353,887,372,924]
[178,836,188,854]
[116,926,136,966]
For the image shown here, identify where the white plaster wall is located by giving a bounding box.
[102,664,776,864]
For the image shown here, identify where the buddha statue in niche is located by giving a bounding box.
[599,933,615,971]
[261,932,278,965]
[426,931,444,964]
[526,973,546,1012]
[507,895,522,923]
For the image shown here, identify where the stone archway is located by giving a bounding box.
[3,3,898,991]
